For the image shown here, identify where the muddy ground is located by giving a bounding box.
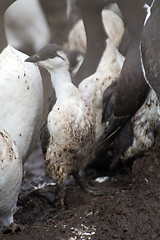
[1,1,160,239]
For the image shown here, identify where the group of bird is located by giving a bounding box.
[0,0,159,233]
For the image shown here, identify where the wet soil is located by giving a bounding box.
[1,1,160,239]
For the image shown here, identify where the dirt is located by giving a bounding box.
[2,137,160,240]
[1,1,160,239]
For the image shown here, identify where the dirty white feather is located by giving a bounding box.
[122,90,160,161]
[79,38,125,139]
[27,46,95,185]
[0,129,22,228]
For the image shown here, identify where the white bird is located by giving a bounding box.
[25,44,95,206]
[0,0,43,162]
[0,128,22,233]
[70,0,124,140]
[79,38,124,140]
[5,0,51,53]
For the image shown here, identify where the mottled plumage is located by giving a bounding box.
[79,38,124,140]
[122,91,159,160]
[45,92,95,185]
[0,128,22,231]
[26,44,95,203]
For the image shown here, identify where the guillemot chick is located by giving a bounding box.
[0,128,22,233]
[25,44,95,206]
[68,0,124,141]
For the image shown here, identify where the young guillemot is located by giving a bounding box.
[95,0,160,170]
[0,128,22,233]
[25,44,95,206]
[0,0,43,162]
[68,0,124,141]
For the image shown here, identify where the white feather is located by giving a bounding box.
[0,45,43,161]
[5,0,51,51]
[0,129,22,227]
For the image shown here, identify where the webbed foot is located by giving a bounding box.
[73,171,109,196]
[2,222,24,234]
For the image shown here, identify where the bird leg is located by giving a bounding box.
[72,171,108,196]
[19,183,59,210]
[56,184,66,209]
[1,222,24,234]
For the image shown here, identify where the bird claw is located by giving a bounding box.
[82,180,109,196]
[55,184,66,209]
[1,222,24,234]
[73,171,108,196]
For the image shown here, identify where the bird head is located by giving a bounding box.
[25,44,69,71]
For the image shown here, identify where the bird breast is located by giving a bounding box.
[0,129,22,227]
[0,45,43,160]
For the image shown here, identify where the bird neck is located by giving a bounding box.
[0,0,15,52]
[49,67,74,100]
[82,8,107,48]
[117,0,146,40]
[74,6,107,86]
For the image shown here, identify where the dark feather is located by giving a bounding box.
[40,122,50,156]
[102,80,117,123]
[94,0,149,171]
[141,0,160,99]
[95,120,134,171]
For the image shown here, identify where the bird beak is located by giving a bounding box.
[25,54,41,63]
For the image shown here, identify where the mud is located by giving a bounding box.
[1,0,160,239]
[2,135,160,240]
